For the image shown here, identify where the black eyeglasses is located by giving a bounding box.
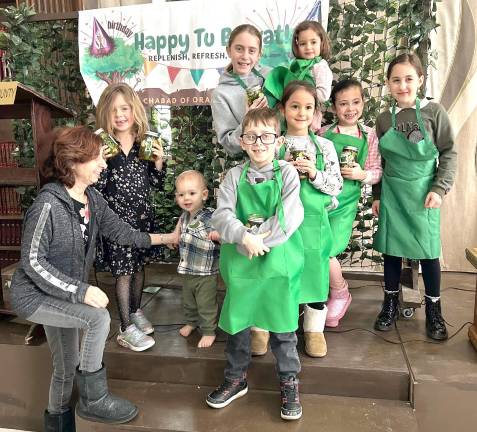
[240,133,279,146]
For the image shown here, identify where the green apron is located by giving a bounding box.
[279,132,333,303]
[373,98,440,259]
[218,160,304,335]
[324,124,368,256]
[264,57,320,108]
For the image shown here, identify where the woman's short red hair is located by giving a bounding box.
[41,126,102,188]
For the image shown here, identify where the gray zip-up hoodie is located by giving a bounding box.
[212,160,304,255]
[211,65,271,156]
[10,182,151,318]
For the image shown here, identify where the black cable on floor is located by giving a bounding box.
[325,321,473,345]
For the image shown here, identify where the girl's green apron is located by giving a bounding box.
[279,132,333,303]
[218,160,304,335]
[324,124,368,256]
[373,98,440,259]
[264,57,320,108]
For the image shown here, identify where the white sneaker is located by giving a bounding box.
[130,308,154,335]
[117,324,155,352]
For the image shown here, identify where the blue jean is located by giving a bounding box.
[224,327,301,381]
[27,296,111,414]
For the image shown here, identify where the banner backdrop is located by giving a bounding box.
[79,0,328,106]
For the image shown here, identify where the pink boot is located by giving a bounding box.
[325,284,352,327]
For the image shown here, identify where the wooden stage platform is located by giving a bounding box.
[0,267,475,431]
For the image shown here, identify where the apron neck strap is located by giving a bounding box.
[231,68,263,90]
[308,130,322,155]
[414,97,425,130]
[272,159,287,233]
[239,160,251,181]
[391,97,429,140]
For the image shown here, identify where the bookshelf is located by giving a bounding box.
[0,81,74,318]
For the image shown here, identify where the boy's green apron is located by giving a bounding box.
[219,160,304,335]
[264,57,320,108]
[373,98,440,259]
[324,124,368,256]
[279,132,332,303]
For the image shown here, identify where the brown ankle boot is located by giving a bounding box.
[304,332,327,357]
[303,305,328,357]
[251,330,269,356]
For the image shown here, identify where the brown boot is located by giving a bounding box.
[304,332,327,357]
[251,329,269,356]
[303,305,327,358]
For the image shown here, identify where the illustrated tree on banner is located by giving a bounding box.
[81,18,143,85]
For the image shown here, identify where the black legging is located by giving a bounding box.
[115,269,145,332]
[383,254,440,297]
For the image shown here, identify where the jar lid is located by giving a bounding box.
[145,131,159,137]
[94,128,105,135]
[343,146,358,151]
[248,213,265,221]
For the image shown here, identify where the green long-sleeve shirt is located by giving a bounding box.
[372,100,457,199]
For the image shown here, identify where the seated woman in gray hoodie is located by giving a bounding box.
[10,126,165,431]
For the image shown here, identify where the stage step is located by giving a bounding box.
[75,379,418,432]
[100,284,410,402]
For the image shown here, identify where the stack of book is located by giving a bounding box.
[0,220,22,247]
[0,187,22,215]
[0,142,17,168]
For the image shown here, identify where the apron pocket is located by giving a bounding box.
[229,246,289,279]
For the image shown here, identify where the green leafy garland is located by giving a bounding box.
[0,1,438,264]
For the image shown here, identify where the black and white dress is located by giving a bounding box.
[94,141,164,276]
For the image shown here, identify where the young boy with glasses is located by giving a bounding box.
[206,107,305,420]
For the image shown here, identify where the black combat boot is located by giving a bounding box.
[425,297,448,340]
[374,290,400,331]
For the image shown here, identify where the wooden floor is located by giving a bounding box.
[0,267,476,431]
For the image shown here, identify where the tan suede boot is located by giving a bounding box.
[250,329,269,356]
[303,305,327,358]
[303,332,327,357]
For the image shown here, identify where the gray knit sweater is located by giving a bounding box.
[10,182,151,318]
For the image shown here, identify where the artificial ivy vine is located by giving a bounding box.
[0,1,438,265]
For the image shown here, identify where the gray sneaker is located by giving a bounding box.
[130,308,154,335]
[117,324,155,352]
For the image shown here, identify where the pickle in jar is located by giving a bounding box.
[95,128,120,157]
[339,146,358,168]
[139,131,161,161]
[289,147,310,179]
[246,213,265,229]
[246,85,264,106]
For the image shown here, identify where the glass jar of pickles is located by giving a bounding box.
[340,146,358,168]
[289,146,310,179]
[95,128,120,157]
[246,85,264,106]
[246,213,265,229]
[139,131,161,161]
